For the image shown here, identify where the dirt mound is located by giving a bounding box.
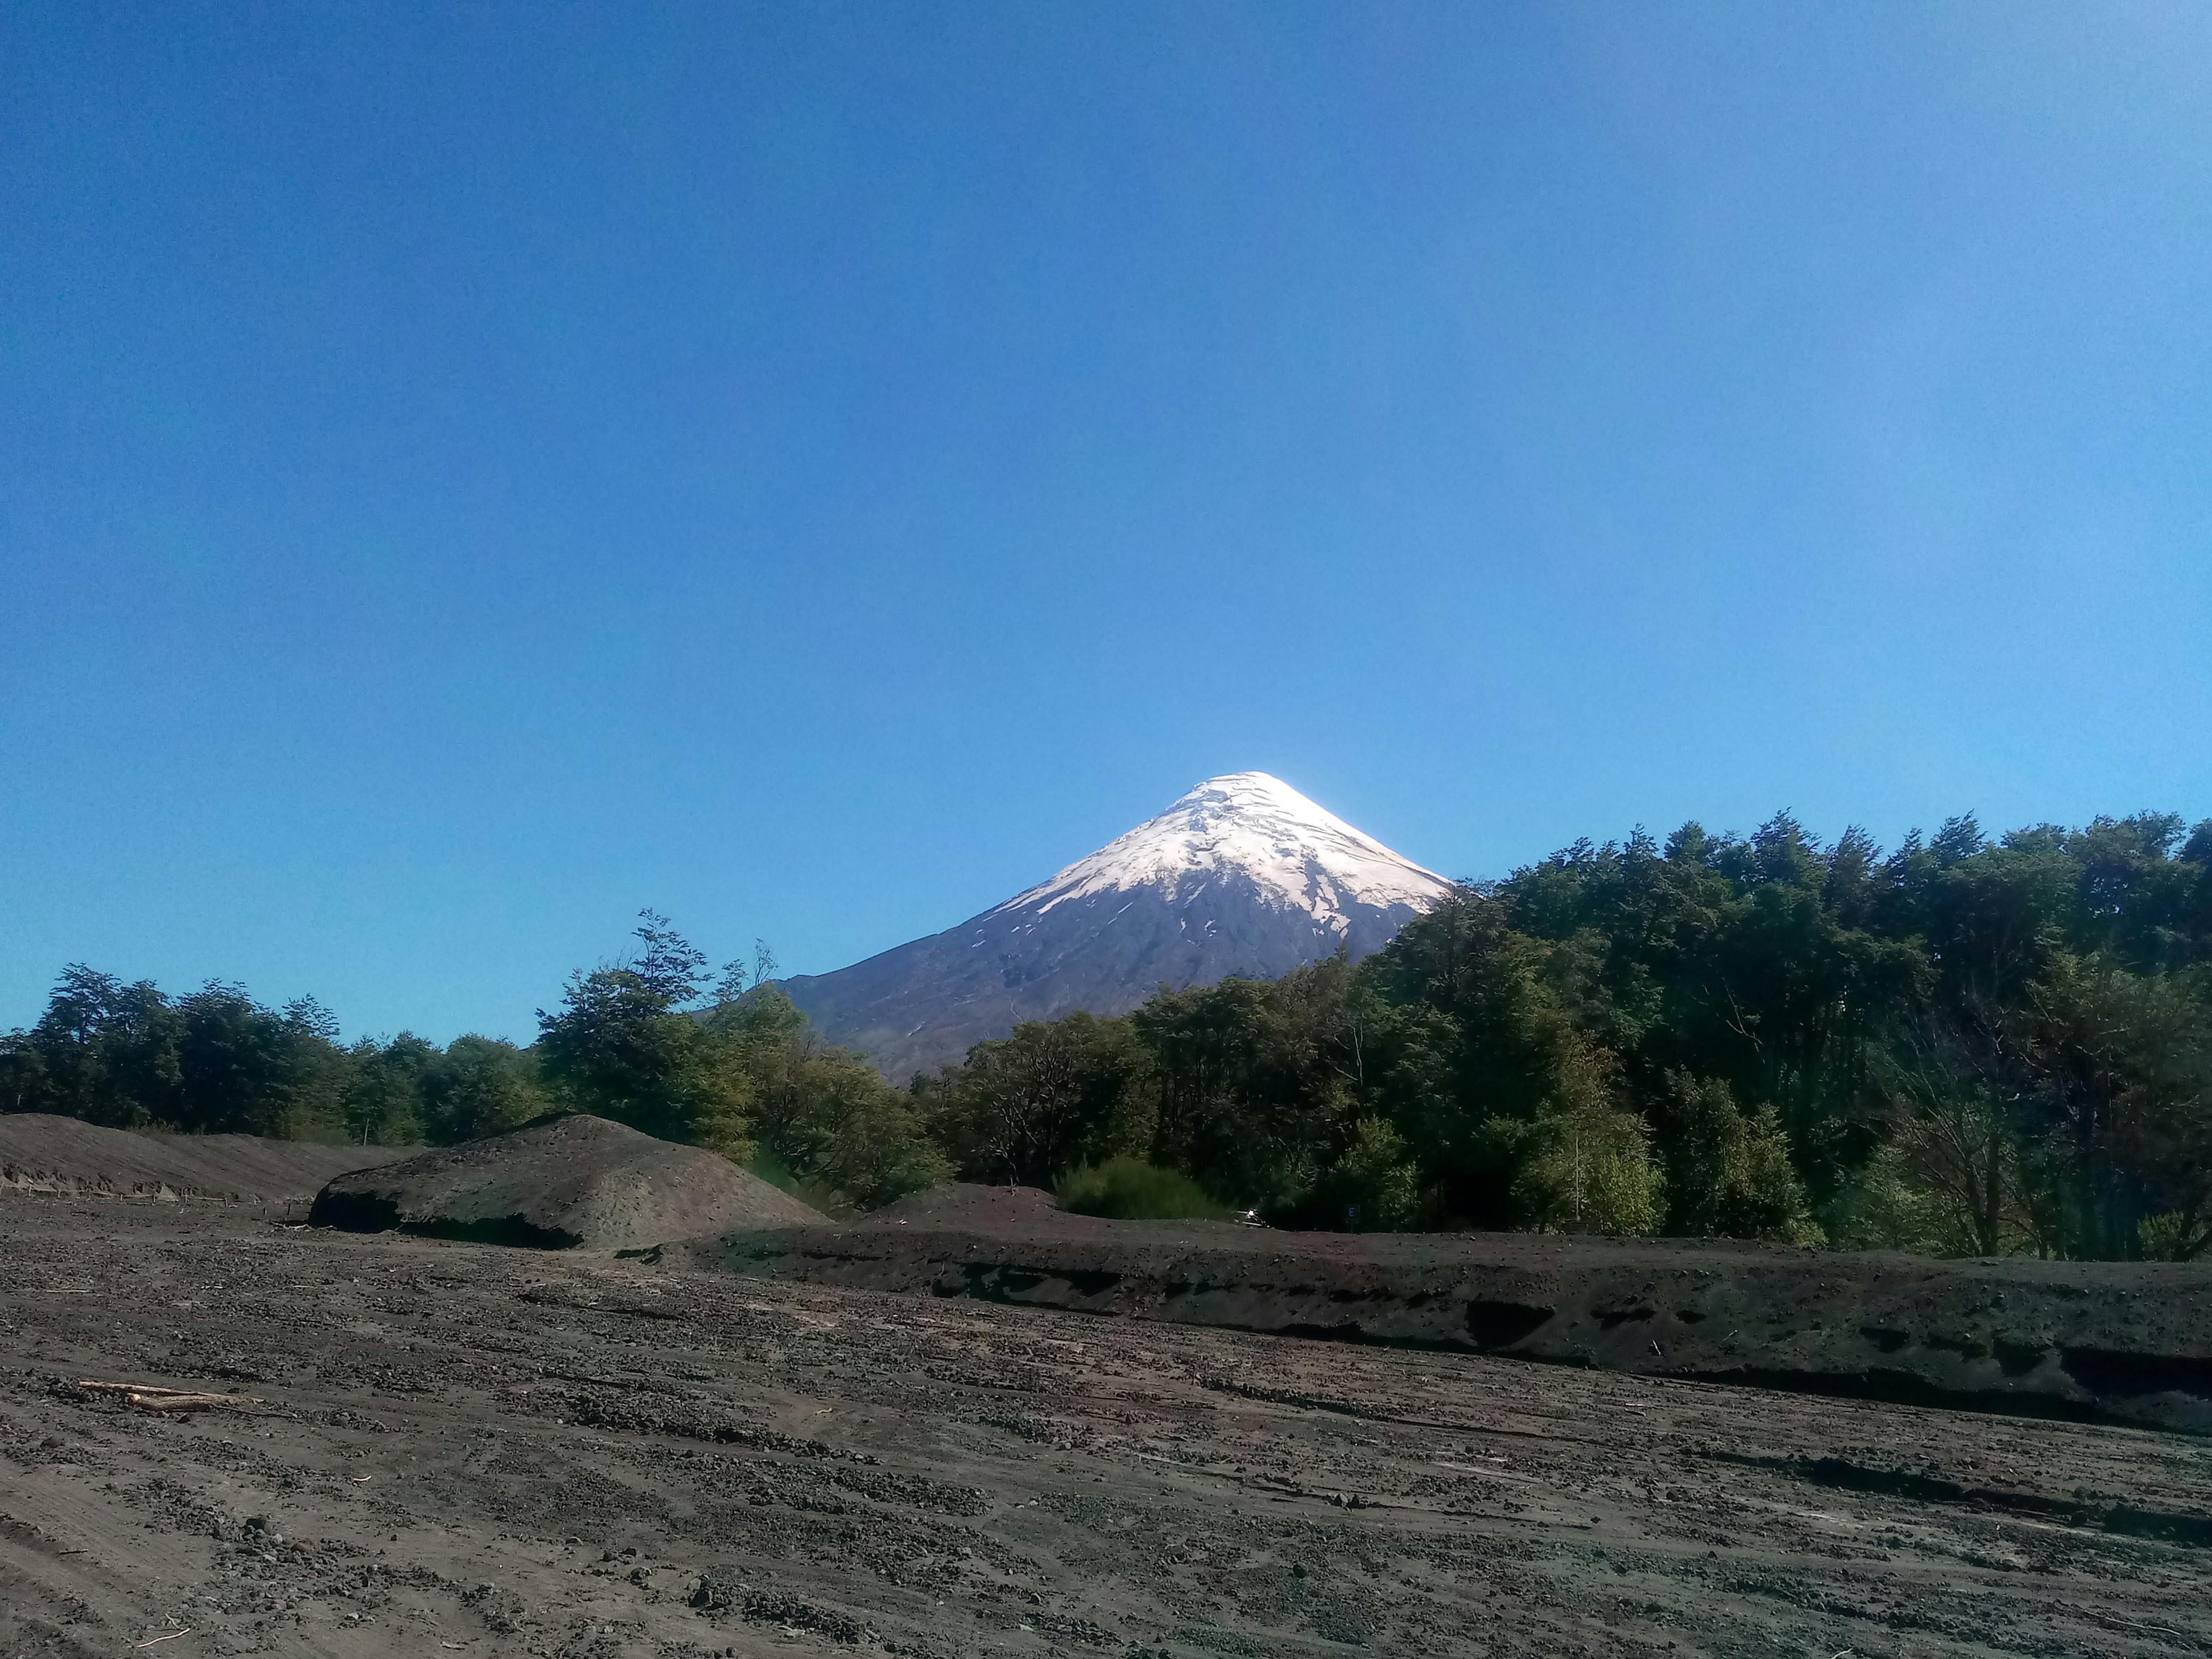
[865,1180,1083,1229]
[715,1202,2212,1435]
[0,1113,413,1202]
[310,1113,823,1249]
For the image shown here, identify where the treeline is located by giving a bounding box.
[0,914,948,1211]
[6,811,2210,1258]
[0,969,542,1146]
[916,811,2212,1260]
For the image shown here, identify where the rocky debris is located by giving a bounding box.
[0,1112,413,1203]
[713,1187,2212,1434]
[309,1113,822,1250]
[3,1197,2208,1657]
[689,1576,870,1641]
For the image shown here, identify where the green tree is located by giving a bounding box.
[1295,1117,1423,1232]
[1135,957,1362,1211]
[925,1011,1149,1188]
[3,968,347,1138]
[1863,1002,2044,1256]
[2030,956,2212,1257]
[422,1035,544,1144]
[95,978,186,1127]
[537,944,751,1154]
[341,1034,435,1145]
[0,1035,50,1116]
[170,983,338,1137]
[1656,1071,1819,1243]
[713,986,946,1208]
[14,967,131,1124]
[1362,889,1633,1227]
[1511,1086,1665,1236]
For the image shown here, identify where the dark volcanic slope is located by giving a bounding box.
[783,867,1431,1082]
[784,773,1452,1079]
[0,1112,412,1203]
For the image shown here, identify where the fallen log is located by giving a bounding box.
[76,1381,262,1411]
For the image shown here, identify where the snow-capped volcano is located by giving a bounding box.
[996,772,1451,929]
[782,773,1457,1080]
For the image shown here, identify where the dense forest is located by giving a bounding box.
[918,808,2211,1260]
[6,811,2210,1260]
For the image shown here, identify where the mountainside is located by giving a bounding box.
[782,772,1456,1080]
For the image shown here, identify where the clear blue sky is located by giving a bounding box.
[5,4,2208,1044]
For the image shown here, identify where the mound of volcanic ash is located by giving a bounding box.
[864,1181,1083,1229]
[0,1112,414,1203]
[310,1113,822,1249]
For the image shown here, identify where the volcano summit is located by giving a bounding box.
[783,772,1456,1079]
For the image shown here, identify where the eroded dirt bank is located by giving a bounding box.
[5,1197,2211,1658]
[0,1115,414,1205]
[710,1187,2212,1434]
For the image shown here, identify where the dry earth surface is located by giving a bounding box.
[718,1188,2212,1435]
[4,1196,2210,1659]
[0,1117,413,1206]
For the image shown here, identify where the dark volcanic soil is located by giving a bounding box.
[714,1187,2212,1435]
[0,1116,413,1205]
[5,1196,2211,1658]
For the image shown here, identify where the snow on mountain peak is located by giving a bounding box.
[782,770,1461,1078]
[993,771,1455,932]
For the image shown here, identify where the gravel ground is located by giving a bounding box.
[4,1196,2209,1659]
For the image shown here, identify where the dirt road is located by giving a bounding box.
[4,1198,2208,1658]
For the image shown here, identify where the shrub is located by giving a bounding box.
[1658,1071,1823,1244]
[1829,1142,1968,1254]
[2137,1210,2211,1262]
[1513,1099,1665,1236]
[1056,1156,1229,1221]
[1283,1117,1426,1231]
[748,1150,853,1218]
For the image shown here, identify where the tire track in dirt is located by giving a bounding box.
[4,1197,2209,1657]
